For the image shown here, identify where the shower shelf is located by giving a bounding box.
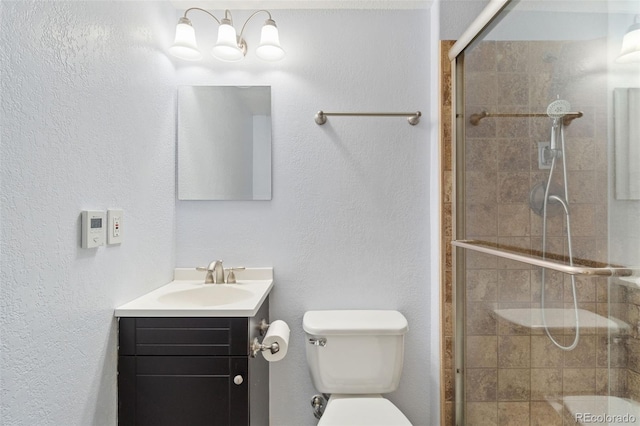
[451,240,635,277]
[492,308,629,333]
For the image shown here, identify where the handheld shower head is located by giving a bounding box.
[547,98,570,151]
[547,98,571,119]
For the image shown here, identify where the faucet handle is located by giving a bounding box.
[226,267,245,284]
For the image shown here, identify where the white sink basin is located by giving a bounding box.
[157,285,254,307]
[114,267,273,317]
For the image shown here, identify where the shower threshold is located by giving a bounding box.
[492,308,630,333]
[563,395,640,425]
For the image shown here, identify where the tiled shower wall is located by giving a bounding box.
[441,38,640,425]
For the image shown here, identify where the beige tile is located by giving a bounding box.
[467,172,498,203]
[466,138,499,171]
[563,335,596,367]
[563,276,596,303]
[498,172,530,203]
[466,368,498,402]
[496,117,530,139]
[444,202,453,238]
[466,41,498,72]
[530,368,562,401]
[531,335,564,367]
[466,402,498,426]
[468,336,498,368]
[466,203,499,237]
[531,268,564,302]
[530,401,562,426]
[607,368,628,397]
[498,336,531,368]
[444,401,455,426]
[443,171,453,203]
[565,137,595,171]
[498,270,531,302]
[568,204,596,238]
[497,41,529,73]
[562,368,596,395]
[467,302,498,335]
[497,402,529,426]
[444,336,454,369]
[467,270,498,302]
[498,368,530,401]
[627,338,640,373]
[498,204,530,237]
[628,370,640,402]
[497,73,529,107]
[498,138,531,172]
[444,365,454,401]
[466,248,499,270]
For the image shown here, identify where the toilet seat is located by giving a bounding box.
[318,395,412,426]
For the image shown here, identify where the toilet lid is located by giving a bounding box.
[318,396,412,426]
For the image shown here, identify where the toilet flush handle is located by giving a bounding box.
[308,337,327,347]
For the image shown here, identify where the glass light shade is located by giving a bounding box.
[169,18,202,61]
[617,22,640,64]
[256,19,285,61]
[212,20,244,62]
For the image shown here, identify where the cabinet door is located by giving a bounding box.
[119,356,248,426]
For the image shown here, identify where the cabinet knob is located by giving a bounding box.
[233,375,244,385]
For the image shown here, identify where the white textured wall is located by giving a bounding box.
[173,9,434,425]
[0,2,177,425]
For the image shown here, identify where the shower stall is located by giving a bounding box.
[447,0,640,424]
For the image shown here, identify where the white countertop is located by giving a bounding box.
[114,267,273,317]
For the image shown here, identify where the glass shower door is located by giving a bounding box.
[452,1,640,424]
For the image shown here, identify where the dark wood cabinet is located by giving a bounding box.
[118,300,269,426]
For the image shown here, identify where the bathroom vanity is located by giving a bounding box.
[115,268,273,426]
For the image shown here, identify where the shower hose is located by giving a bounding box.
[540,119,580,351]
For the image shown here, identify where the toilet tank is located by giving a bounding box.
[303,310,409,394]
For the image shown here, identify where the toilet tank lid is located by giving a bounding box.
[303,310,408,335]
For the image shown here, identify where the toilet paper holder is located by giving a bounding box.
[250,337,280,358]
[251,319,280,358]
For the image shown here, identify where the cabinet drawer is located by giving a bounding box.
[119,317,248,356]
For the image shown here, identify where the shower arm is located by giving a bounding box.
[468,111,583,126]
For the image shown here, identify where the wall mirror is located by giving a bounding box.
[177,85,272,200]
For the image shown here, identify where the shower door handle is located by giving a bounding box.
[452,240,634,277]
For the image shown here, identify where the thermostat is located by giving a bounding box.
[81,210,105,248]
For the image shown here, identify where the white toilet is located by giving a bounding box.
[303,310,412,426]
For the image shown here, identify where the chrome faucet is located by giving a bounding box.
[204,260,225,284]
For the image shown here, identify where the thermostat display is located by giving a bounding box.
[82,210,105,248]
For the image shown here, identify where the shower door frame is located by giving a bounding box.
[448,2,512,424]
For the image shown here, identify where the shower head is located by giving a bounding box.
[547,98,571,119]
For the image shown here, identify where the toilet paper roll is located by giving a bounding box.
[262,320,290,362]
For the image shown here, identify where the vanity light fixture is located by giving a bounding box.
[169,8,285,62]
[617,15,640,64]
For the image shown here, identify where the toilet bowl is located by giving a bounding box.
[303,310,412,425]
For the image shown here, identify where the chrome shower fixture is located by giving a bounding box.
[546,98,571,119]
[169,8,285,62]
[547,98,570,151]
